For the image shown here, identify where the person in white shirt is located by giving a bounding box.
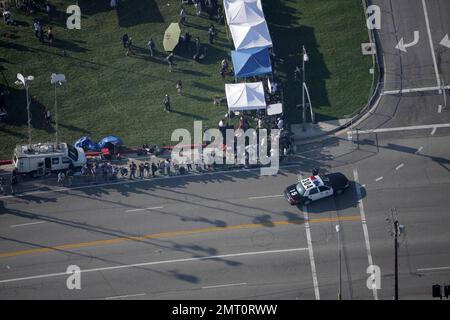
[277,117,284,130]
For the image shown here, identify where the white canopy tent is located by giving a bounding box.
[229,20,272,50]
[224,0,265,26]
[225,82,267,111]
[224,0,264,14]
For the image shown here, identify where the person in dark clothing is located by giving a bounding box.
[163,94,171,112]
[10,169,18,194]
[47,26,54,46]
[122,33,129,48]
[45,109,52,124]
[176,80,183,95]
[208,25,216,44]
[151,162,158,177]
[138,162,144,178]
[147,38,156,57]
[179,7,187,25]
[195,37,200,53]
[126,37,134,56]
[217,6,224,24]
[129,161,137,179]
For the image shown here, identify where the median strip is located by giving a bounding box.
[0,215,361,259]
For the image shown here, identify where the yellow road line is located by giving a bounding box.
[0,215,361,259]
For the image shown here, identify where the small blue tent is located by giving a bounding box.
[231,47,272,79]
[74,136,100,151]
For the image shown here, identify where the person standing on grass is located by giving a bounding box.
[147,38,156,57]
[221,58,228,72]
[122,33,129,48]
[194,0,202,16]
[110,0,117,8]
[38,25,45,43]
[179,7,187,25]
[176,80,183,95]
[44,109,52,124]
[208,24,215,44]
[217,6,224,24]
[47,26,54,46]
[126,37,134,56]
[166,52,174,72]
[163,94,171,112]
[195,37,200,54]
[46,1,53,17]
[33,19,41,38]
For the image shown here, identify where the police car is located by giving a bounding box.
[284,172,350,206]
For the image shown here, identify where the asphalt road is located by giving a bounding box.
[0,0,450,300]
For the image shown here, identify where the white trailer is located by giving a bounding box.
[13,142,86,176]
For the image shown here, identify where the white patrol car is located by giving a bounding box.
[284,172,350,206]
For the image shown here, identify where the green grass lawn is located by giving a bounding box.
[0,0,373,159]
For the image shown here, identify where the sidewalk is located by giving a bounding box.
[0,152,300,196]
[291,118,352,141]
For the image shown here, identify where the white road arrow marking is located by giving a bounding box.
[395,31,420,52]
[440,34,450,49]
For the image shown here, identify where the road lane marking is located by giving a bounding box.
[353,168,378,300]
[415,146,423,154]
[10,221,46,228]
[202,282,247,289]
[382,85,450,95]
[0,164,302,200]
[422,0,441,88]
[105,293,146,299]
[0,248,308,284]
[431,127,436,135]
[417,266,450,272]
[302,205,320,300]
[248,194,283,200]
[395,163,404,171]
[0,215,360,260]
[375,176,383,182]
[125,206,164,213]
[354,123,450,134]
[438,105,442,113]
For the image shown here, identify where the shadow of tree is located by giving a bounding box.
[264,0,331,123]
[116,0,164,27]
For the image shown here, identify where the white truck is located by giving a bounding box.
[13,142,86,176]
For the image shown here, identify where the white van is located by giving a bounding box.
[13,142,86,176]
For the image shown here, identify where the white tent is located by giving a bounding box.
[225,82,267,111]
[229,20,272,50]
[224,0,265,26]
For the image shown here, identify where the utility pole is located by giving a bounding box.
[394,219,399,300]
[15,73,34,149]
[301,46,309,132]
[386,208,403,300]
[51,73,66,149]
[336,224,342,300]
[54,83,58,147]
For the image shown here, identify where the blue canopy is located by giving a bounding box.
[231,47,272,79]
[98,136,124,148]
[74,136,100,151]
